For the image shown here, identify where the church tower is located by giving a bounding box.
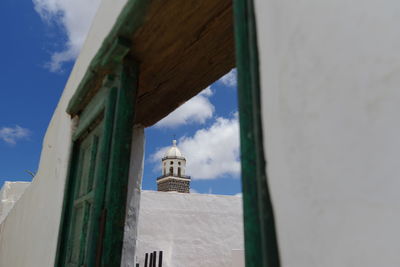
[157,140,191,193]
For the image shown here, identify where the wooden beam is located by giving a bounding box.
[132,0,235,126]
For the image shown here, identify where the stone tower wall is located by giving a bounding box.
[157,179,190,193]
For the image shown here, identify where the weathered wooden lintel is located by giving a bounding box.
[66,0,235,128]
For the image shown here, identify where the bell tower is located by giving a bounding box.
[157,140,191,193]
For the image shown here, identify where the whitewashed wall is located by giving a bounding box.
[0,1,129,266]
[122,126,145,267]
[135,191,244,267]
[0,182,30,223]
[254,1,400,266]
[231,249,245,267]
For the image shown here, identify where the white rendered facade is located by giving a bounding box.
[135,191,244,267]
[0,182,30,223]
[255,0,400,266]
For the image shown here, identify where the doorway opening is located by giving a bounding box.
[138,68,242,266]
[59,0,279,266]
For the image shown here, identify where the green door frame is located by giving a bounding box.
[56,60,138,266]
[234,0,281,266]
[56,85,117,267]
[57,0,280,266]
[100,61,138,266]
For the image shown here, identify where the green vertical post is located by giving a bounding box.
[101,58,138,266]
[55,141,81,267]
[86,87,117,267]
[233,0,281,267]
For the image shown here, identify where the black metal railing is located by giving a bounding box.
[156,174,191,180]
[136,251,163,267]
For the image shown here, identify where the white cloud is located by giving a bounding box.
[219,68,237,88]
[0,126,31,145]
[150,146,169,164]
[151,113,240,180]
[33,0,101,71]
[155,87,215,128]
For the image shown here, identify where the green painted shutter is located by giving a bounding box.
[65,125,101,266]
[56,61,138,267]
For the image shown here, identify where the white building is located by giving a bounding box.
[135,191,244,267]
[1,0,400,266]
[0,182,30,223]
[129,140,244,267]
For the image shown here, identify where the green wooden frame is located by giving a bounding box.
[58,0,280,266]
[56,61,138,266]
[233,0,281,266]
[56,85,114,266]
[101,60,138,266]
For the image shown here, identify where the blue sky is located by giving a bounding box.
[0,0,241,195]
[0,0,72,185]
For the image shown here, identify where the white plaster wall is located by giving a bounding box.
[0,0,129,266]
[136,191,244,267]
[122,126,145,267]
[254,1,400,266]
[0,182,30,223]
[231,249,245,267]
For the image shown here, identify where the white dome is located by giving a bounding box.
[164,140,184,158]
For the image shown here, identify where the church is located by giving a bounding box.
[134,140,244,267]
[156,140,191,193]
[0,139,244,267]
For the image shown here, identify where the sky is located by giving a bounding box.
[0,0,241,195]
